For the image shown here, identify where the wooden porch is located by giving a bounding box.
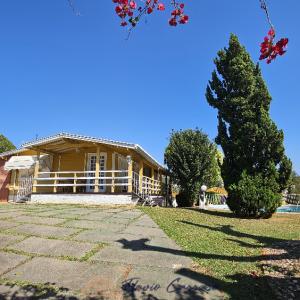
[5,133,167,204]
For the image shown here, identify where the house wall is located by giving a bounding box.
[0,158,11,202]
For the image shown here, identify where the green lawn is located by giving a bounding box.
[140,207,300,299]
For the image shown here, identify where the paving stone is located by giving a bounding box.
[0,220,18,231]
[0,233,25,248]
[103,208,128,213]
[55,209,95,216]
[8,236,95,258]
[0,207,22,212]
[104,217,132,225]
[0,283,80,299]
[11,223,79,238]
[0,211,25,219]
[4,257,129,297]
[31,210,63,217]
[91,243,192,268]
[0,252,28,275]
[13,215,65,226]
[122,266,225,300]
[63,219,108,229]
[0,204,224,300]
[73,230,138,244]
[122,225,168,238]
[99,222,127,232]
[131,215,159,228]
[0,284,36,299]
[79,212,116,221]
[114,210,143,219]
[148,236,182,251]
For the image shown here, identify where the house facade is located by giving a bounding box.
[0,133,167,205]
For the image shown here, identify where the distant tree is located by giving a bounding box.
[0,134,16,154]
[206,34,292,218]
[290,171,300,194]
[164,129,220,206]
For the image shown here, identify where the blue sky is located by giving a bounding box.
[0,1,299,172]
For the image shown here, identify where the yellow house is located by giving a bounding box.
[0,133,167,205]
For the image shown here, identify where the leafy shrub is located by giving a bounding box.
[227,172,282,218]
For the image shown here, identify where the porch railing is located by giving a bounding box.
[33,170,162,195]
[16,175,33,202]
[142,175,161,196]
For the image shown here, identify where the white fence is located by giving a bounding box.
[286,194,300,205]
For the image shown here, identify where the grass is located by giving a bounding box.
[140,207,300,299]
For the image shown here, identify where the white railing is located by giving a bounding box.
[33,170,130,192]
[16,175,33,201]
[33,170,162,195]
[287,194,300,205]
[142,176,161,196]
[132,172,140,195]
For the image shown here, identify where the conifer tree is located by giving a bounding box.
[0,134,16,154]
[206,34,292,217]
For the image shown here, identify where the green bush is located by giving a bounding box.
[227,172,282,218]
[176,192,194,207]
[164,129,221,207]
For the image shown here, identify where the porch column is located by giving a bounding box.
[139,161,143,194]
[94,147,100,193]
[151,167,155,195]
[53,154,59,193]
[111,152,115,193]
[32,151,40,193]
[127,155,132,193]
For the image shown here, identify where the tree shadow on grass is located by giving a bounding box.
[175,267,278,300]
[184,207,237,218]
[179,221,299,259]
[117,231,299,299]
[117,236,291,263]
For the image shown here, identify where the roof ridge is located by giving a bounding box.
[22,132,136,148]
[2,132,165,169]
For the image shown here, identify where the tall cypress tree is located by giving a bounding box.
[206,34,292,218]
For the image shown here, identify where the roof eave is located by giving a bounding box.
[134,145,166,170]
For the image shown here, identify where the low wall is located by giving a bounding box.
[30,194,137,205]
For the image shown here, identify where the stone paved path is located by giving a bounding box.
[0,204,224,300]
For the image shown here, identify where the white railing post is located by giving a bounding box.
[73,172,77,193]
[53,172,57,193]
[139,161,143,195]
[127,156,133,193]
[95,147,100,193]
[32,151,40,193]
[111,153,115,193]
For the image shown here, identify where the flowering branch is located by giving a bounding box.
[259,0,289,64]
[66,1,290,64]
